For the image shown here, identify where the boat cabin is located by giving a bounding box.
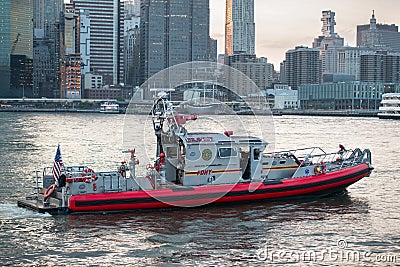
[161,132,267,186]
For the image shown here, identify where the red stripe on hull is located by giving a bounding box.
[68,163,371,213]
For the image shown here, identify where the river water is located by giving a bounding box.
[0,112,399,266]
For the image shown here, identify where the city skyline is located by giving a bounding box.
[210,0,400,66]
[62,0,400,67]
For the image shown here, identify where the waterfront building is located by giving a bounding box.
[83,73,103,98]
[0,0,34,98]
[139,0,210,84]
[124,16,140,86]
[84,85,122,99]
[283,46,321,89]
[83,74,103,91]
[266,84,299,110]
[72,0,124,86]
[60,54,82,99]
[360,51,400,83]
[357,11,400,52]
[84,83,132,99]
[225,0,255,56]
[298,82,400,110]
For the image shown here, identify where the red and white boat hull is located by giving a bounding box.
[68,163,372,213]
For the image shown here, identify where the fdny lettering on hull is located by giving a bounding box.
[197,169,212,176]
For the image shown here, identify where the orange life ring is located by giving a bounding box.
[314,163,326,175]
[82,168,95,176]
[82,168,97,183]
[146,164,154,171]
[44,184,57,199]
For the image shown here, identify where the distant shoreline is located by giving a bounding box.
[0,108,100,113]
[0,107,378,117]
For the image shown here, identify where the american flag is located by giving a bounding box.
[52,144,63,181]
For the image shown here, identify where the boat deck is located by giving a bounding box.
[17,198,67,214]
[17,188,68,214]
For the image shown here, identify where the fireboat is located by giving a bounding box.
[18,94,373,214]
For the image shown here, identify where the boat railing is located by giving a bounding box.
[33,170,42,197]
[298,148,371,171]
[265,147,371,175]
[299,150,354,165]
[263,147,327,160]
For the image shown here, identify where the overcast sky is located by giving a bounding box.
[210,0,400,66]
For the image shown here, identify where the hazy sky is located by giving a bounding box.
[210,0,400,66]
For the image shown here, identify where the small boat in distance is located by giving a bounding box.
[378,93,400,120]
[18,94,373,214]
[100,101,120,114]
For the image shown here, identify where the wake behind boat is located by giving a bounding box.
[18,95,373,214]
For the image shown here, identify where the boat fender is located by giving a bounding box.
[314,163,326,175]
[44,184,57,200]
[93,183,97,191]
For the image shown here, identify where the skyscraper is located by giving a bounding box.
[140,0,210,84]
[33,0,63,98]
[225,0,255,56]
[360,51,400,83]
[226,54,270,90]
[338,46,376,81]
[59,10,82,99]
[0,0,34,98]
[124,16,140,86]
[321,10,336,37]
[283,46,321,89]
[312,10,344,76]
[72,0,124,85]
[34,0,63,39]
[357,11,400,52]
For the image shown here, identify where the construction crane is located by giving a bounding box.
[10,33,20,54]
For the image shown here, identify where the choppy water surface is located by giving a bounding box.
[0,112,399,266]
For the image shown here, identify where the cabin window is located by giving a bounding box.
[166,147,178,158]
[218,147,238,158]
[253,148,261,160]
[280,160,286,165]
